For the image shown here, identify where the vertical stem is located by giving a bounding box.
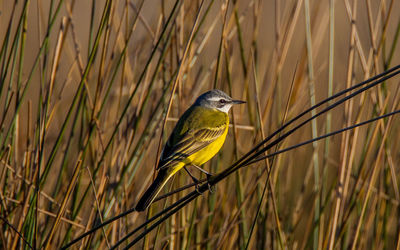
[304,0,320,249]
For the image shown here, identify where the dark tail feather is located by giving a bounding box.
[135,170,170,211]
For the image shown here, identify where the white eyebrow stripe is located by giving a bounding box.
[208,96,222,101]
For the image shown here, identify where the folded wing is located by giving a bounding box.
[157,126,226,170]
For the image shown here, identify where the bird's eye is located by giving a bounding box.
[219,99,226,104]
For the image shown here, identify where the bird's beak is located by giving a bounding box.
[232,99,246,104]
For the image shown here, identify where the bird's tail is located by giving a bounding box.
[135,169,172,211]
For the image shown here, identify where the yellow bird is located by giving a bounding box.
[135,90,245,211]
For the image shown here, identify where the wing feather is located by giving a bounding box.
[158,126,226,169]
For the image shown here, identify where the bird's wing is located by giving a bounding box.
[157,125,226,170]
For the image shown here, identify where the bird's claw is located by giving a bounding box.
[191,177,203,194]
[206,173,215,193]
[195,184,203,194]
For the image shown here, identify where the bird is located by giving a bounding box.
[135,89,245,211]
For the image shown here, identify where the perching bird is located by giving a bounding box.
[135,89,245,211]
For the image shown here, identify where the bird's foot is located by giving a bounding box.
[206,173,215,193]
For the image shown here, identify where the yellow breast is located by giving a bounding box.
[188,125,229,166]
[165,109,230,176]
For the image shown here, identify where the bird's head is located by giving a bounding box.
[194,89,246,113]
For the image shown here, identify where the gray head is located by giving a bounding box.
[194,89,245,113]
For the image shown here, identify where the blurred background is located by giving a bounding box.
[1,0,400,249]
